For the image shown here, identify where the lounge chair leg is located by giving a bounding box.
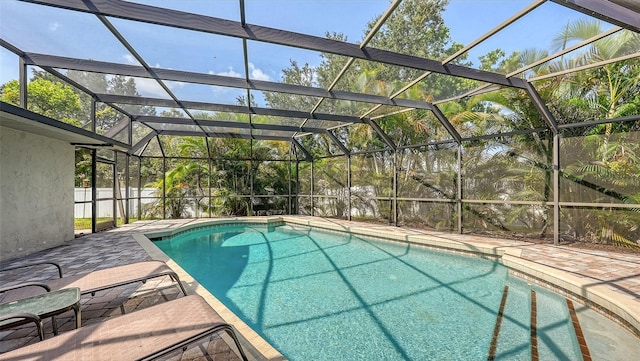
[170,274,188,296]
[51,316,58,335]
[0,313,45,341]
[73,303,82,329]
[36,320,45,341]
[224,327,249,361]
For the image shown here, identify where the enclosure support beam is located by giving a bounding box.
[295,158,300,215]
[528,52,640,83]
[131,132,157,155]
[310,161,314,217]
[97,14,209,137]
[364,119,396,151]
[291,139,313,162]
[325,130,350,156]
[104,94,365,125]
[128,115,133,148]
[162,157,166,220]
[457,145,463,234]
[91,99,97,134]
[347,155,352,221]
[155,130,294,142]
[208,157,212,218]
[288,148,292,216]
[112,151,117,228]
[24,0,527,88]
[124,153,130,224]
[25,53,436,111]
[559,113,640,129]
[553,134,560,246]
[393,150,398,226]
[525,82,560,245]
[36,64,136,124]
[527,83,560,133]
[431,105,462,143]
[19,57,27,108]
[551,0,640,32]
[137,158,142,221]
[250,139,254,216]
[104,118,131,139]
[91,150,97,234]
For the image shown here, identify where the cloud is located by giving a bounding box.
[49,22,60,31]
[123,54,137,65]
[165,80,185,89]
[209,64,272,81]
[209,67,241,78]
[119,56,184,93]
[133,77,171,98]
[249,63,271,81]
[122,54,163,69]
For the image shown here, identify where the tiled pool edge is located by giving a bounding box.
[133,231,286,361]
[502,252,640,339]
[141,217,284,240]
[282,216,640,339]
[134,216,640,356]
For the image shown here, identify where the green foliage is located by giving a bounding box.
[432,19,639,246]
[144,160,208,219]
[75,148,92,187]
[479,49,506,72]
[1,78,82,126]
[368,0,452,63]
[141,131,292,218]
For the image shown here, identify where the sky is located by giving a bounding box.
[0,0,616,106]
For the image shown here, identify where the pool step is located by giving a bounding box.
[531,290,538,361]
[490,283,591,361]
[487,285,509,361]
[566,299,592,361]
[490,282,530,360]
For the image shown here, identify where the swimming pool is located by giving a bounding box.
[155,223,583,360]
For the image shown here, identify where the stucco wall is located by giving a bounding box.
[0,126,74,262]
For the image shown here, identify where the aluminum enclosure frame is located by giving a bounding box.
[2,0,638,243]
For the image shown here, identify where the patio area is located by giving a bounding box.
[1,216,639,359]
[0,219,246,360]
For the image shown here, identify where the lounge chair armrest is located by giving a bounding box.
[0,312,42,325]
[0,282,51,295]
[0,312,45,341]
[136,324,249,361]
[0,261,63,278]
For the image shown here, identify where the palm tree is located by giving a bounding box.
[446,20,640,247]
[145,159,208,219]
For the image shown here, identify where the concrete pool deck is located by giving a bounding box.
[1,216,639,360]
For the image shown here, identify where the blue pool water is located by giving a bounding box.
[155,223,582,360]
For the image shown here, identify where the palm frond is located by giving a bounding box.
[551,19,602,52]
[600,227,640,248]
[576,162,612,177]
[622,195,640,213]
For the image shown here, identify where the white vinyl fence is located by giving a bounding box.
[74,188,157,218]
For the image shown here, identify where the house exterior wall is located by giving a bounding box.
[0,125,74,262]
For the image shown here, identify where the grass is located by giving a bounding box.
[74,217,139,229]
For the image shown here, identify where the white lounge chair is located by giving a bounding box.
[0,295,249,361]
[0,260,187,303]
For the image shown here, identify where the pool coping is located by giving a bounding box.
[133,216,640,360]
[133,220,286,361]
